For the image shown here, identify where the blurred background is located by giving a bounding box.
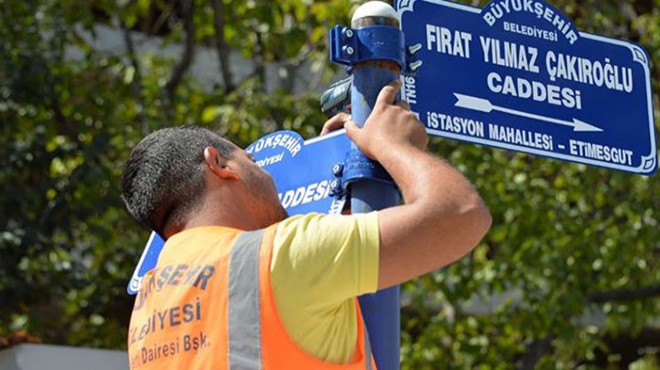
[0,0,658,368]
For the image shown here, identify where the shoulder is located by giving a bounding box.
[275,212,379,241]
[270,212,380,285]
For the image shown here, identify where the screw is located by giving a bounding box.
[409,60,423,71]
[344,46,354,55]
[344,28,354,38]
[408,43,422,55]
[332,163,343,177]
[330,179,342,194]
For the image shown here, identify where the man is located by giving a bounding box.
[121,81,491,369]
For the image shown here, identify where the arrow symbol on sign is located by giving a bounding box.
[453,93,603,132]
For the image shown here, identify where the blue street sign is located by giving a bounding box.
[127,130,352,294]
[397,0,657,175]
[245,130,352,216]
[127,231,165,294]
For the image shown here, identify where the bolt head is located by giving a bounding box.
[345,46,354,55]
[408,43,423,55]
[409,60,423,71]
[332,163,344,177]
[330,179,341,193]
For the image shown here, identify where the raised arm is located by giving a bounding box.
[344,81,492,290]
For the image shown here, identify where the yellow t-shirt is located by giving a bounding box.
[270,212,380,364]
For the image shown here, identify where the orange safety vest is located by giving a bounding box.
[127,225,377,369]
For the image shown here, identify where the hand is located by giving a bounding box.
[344,80,428,159]
[320,112,351,135]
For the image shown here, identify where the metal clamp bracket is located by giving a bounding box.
[329,25,422,75]
[329,149,398,198]
[330,25,405,69]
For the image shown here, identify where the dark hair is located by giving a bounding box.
[120,126,235,236]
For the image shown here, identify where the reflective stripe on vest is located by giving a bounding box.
[228,230,264,369]
[227,230,374,370]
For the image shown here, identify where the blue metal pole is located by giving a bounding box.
[349,4,402,369]
[352,66,401,370]
[328,2,412,367]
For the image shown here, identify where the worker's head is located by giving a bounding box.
[121,126,285,237]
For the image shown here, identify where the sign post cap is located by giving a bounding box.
[352,1,399,23]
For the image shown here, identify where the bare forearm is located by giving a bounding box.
[374,145,492,288]
[376,145,485,217]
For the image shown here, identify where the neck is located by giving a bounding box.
[163,193,268,239]
[185,204,259,231]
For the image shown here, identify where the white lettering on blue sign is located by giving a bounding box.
[486,72,582,110]
[246,133,302,157]
[545,52,634,92]
[425,24,472,58]
[255,152,284,167]
[479,37,540,73]
[503,21,558,42]
[569,140,633,165]
[488,123,554,150]
[426,112,485,137]
[278,180,333,209]
[481,0,578,44]
[404,76,418,104]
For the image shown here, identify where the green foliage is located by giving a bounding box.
[0,0,658,368]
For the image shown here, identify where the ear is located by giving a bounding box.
[204,147,239,180]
